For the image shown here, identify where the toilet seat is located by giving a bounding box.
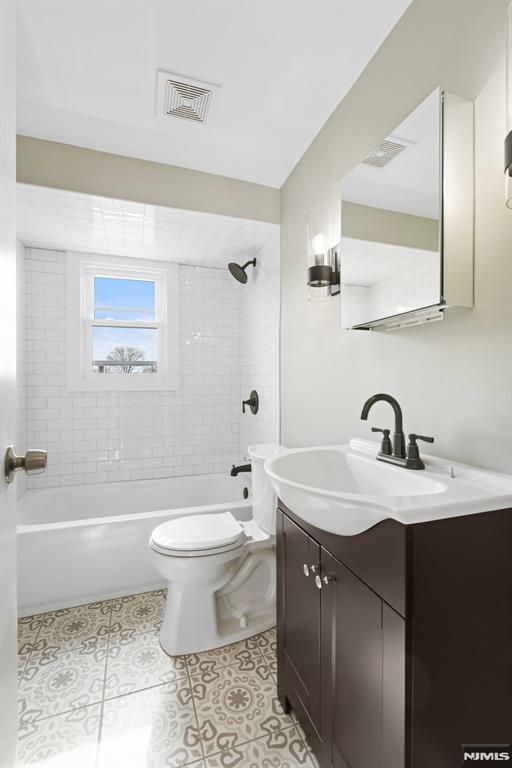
[150,511,246,558]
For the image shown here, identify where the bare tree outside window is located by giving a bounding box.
[106,346,144,373]
[92,346,156,375]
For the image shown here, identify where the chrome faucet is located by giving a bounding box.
[360,393,434,470]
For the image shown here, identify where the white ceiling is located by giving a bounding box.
[17,184,277,267]
[342,89,441,219]
[17,0,411,188]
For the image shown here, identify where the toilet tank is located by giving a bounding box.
[248,444,282,535]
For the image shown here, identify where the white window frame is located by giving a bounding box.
[67,252,179,392]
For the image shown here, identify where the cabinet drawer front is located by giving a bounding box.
[279,501,408,617]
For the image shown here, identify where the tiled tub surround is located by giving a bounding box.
[17,473,251,617]
[17,590,318,768]
[18,245,279,490]
[18,243,280,490]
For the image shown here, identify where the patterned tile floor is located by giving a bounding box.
[17,589,319,768]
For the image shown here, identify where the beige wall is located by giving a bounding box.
[16,136,280,224]
[280,0,512,472]
[342,201,439,251]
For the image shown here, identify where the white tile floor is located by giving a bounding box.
[17,590,318,768]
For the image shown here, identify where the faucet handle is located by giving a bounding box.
[371,427,392,456]
[406,433,434,470]
[409,433,434,445]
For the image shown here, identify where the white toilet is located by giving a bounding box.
[149,444,280,656]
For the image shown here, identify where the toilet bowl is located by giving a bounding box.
[149,444,281,656]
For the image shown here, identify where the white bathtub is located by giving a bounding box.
[17,473,252,616]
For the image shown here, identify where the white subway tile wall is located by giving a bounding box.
[18,243,279,490]
[17,185,275,268]
[239,231,280,455]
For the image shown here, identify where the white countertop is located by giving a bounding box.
[265,439,512,535]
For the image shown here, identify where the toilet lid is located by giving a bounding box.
[151,511,244,552]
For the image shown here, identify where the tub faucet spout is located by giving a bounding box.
[230,463,251,477]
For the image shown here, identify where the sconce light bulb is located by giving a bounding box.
[311,234,328,256]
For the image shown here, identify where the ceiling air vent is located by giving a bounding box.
[157,71,218,126]
[362,139,406,168]
[164,80,211,123]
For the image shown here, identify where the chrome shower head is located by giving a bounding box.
[228,258,256,284]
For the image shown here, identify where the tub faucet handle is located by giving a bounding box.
[242,390,259,415]
[4,446,47,484]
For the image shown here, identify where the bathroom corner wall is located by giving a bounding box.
[239,229,280,456]
[280,0,512,473]
[21,249,242,488]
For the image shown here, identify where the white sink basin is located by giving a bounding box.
[265,439,512,536]
[269,448,446,498]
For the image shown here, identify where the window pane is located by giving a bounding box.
[94,276,155,320]
[92,327,158,374]
[94,308,155,321]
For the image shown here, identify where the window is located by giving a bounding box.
[67,253,179,391]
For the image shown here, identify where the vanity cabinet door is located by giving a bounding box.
[277,511,322,741]
[325,551,384,768]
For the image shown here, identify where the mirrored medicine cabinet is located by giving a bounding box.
[339,87,474,331]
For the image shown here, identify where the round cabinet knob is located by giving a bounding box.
[315,574,333,590]
[303,564,310,577]
[303,563,318,577]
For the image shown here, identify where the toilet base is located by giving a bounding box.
[159,599,276,657]
[156,547,276,657]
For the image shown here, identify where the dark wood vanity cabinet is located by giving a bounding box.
[276,503,512,768]
[327,550,397,768]
[278,512,322,731]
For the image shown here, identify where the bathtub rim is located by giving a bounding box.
[18,497,252,534]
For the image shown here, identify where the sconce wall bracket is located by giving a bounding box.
[306,245,340,296]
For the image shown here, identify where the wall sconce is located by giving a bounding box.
[506,0,512,208]
[306,205,340,298]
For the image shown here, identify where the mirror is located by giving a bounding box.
[340,88,442,329]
